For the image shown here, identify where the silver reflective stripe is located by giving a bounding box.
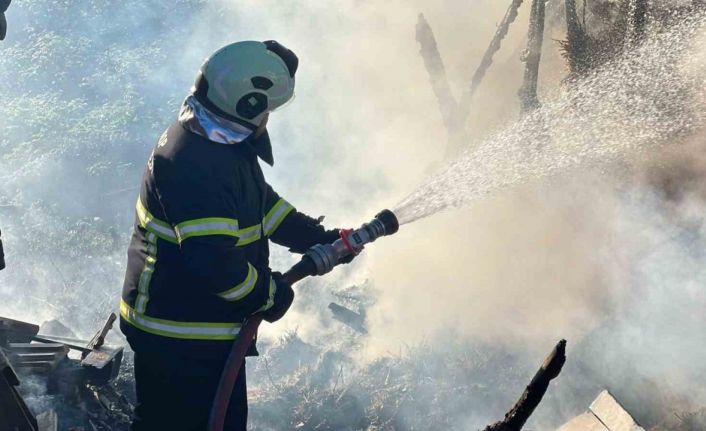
[120,300,241,341]
[174,218,240,243]
[258,277,277,312]
[135,232,157,313]
[136,199,178,243]
[217,263,258,301]
[236,225,261,246]
[263,199,294,236]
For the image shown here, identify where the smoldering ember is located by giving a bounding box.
[1,1,706,430]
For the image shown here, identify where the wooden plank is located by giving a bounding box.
[590,390,645,431]
[556,412,609,431]
[85,312,116,351]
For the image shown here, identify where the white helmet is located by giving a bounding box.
[193,40,297,128]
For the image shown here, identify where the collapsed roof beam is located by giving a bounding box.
[415,13,468,158]
[458,0,526,120]
[518,0,547,113]
[564,0,590,76]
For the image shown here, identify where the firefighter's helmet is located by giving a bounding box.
[193,40,298,128]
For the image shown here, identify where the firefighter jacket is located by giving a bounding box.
[120,117,338,352]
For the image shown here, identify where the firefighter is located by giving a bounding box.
[120,40,347,431]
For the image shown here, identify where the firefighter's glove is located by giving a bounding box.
[262,272,294,323]
[320,228,353,264]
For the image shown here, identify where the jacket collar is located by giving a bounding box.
[178,95,275,166]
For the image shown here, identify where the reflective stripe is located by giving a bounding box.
[263,198,294,236]
[120,299,241,341]
[174,217,240,243]
[135,232,157,313]
[136,199,178,243]
[217,263,259,301]
[258,277,277,312]
[236,224,261,246]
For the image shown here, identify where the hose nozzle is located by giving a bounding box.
[374,209,399,236]
[305,209,399,276]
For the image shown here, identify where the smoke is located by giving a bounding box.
[364,8,706,428]
[2,0,706,429]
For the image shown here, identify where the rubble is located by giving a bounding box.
[0,348,42,431]
[0,314,130,430]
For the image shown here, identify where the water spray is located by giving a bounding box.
[209,209,400,431]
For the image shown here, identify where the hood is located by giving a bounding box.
[178,95,275,165]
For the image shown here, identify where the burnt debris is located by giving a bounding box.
[0,313,129,430]
[483,339,567,431]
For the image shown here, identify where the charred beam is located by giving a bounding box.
[483,339,567,431]
[518,0,547,113]
[459,0,525,119]
[564,0,590,76]
[85,312,116,352]
[627,0,648,44]
[415,13,466,157]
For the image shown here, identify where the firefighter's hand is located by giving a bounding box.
[312,228,356,264]
[262,272,294,323]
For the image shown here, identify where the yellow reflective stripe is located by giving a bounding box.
[135,232,157,313]
[174,217,240,243]
[217,263,258,301]
[136,199,178,244]
[258,277,277,312]
[120,299,241,341]
[263,198,294,236]
[235,224,261,246]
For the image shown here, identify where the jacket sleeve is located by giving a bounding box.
[154,167,274,314]
[264,185,340,253]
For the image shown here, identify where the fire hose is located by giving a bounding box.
[208,209,399,431]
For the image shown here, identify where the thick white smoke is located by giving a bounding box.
[2,1,706,429]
